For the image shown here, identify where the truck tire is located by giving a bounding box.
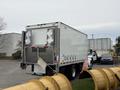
[46,66,55,76]
[20,63,27,69]
[71,67,76,79]
[68,66,76,80]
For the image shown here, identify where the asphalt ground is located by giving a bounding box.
[0,60,120,89]
[0,60,40,89]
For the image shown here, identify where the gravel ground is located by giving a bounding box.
[0,60,120,90]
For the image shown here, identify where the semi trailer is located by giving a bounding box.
[20,22,88,79]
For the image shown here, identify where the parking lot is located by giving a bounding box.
[0,60,119,89]
[0,60,40,89]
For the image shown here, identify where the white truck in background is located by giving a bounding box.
[88,38,112,63]
[20,22,88,79]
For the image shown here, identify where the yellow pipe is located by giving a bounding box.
[100,68,117,90]
[83,69,109,90]
[52,73,72,90]
[115,71,120,81]
[109,67,120,86]
[2,73,72,90]
[39,76,59,90]
[3,80,46,90]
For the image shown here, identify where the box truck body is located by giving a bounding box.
[21,22,88,79]
[88,38,112,57]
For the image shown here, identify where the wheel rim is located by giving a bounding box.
[72,68,76,78]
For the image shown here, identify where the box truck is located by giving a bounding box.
[20,22,88,79]
[88,38,112,62]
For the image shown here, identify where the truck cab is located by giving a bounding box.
[88,49,98,65]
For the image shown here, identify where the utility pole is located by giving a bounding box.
[91,34,95,50]
[92,34,94,39]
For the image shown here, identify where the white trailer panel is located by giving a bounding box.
[59,23,88,64]
[88,38,112,57]
[96,50,110,57]
[21,22,88,78]
[25,22,88,65]
[89,38,112,50]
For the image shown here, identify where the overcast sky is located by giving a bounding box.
[0,0,120,43]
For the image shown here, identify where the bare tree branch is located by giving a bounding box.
[0,17,7,31]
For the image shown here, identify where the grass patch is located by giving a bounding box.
[72,78,94,90]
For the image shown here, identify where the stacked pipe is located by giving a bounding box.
[2,73,72,90]
[2,66,120,90]
[80,66,120,90]
[2,80,46,90]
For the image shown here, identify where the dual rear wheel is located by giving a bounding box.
[60,64,82,80]
[46,63,83,80]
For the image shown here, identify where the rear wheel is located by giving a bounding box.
[20,63,27,69]
[71,67,76,79]
[60,65,76,80]
[60,64,83,80]
[68,66,76,80]
[46,65,55,76]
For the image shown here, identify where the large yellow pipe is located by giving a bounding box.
[100,68,117,90]
[3,80,46,90]
[39,76,59,90]
[115,71,120,81]
[115,66,120,80]
[83,69,109,90]
[52,73,72,90]
[2,73,72,90]
[109,67,120,86]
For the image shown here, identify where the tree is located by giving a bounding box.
[116,36,120,44]
[0,17,7,50]
[0,17,7,57]
[114,36,120,56]
[16,40,22,51]
[0,17,6,31]
[12,40,22,59]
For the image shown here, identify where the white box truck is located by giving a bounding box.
[88,38,112,62]
[88,38,112,56]
[20,22,88,79]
